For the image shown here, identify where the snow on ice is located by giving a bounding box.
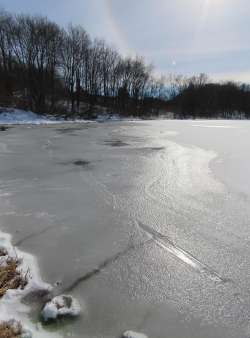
[122,331,148,338]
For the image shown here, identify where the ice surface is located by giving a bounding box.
[0,120,249,338]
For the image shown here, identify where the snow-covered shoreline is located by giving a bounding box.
[0,230,62,337]
[0,108,140,125]
[0,181,62,337]
[0,108,91,125]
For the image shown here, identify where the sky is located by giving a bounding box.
[1,0,250,82]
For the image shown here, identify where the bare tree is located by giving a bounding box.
[7,14,62,112]
[61,25,90,113]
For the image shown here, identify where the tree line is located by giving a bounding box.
[1,10,250,118]
[169,74,250,119]
[0,10,154,115]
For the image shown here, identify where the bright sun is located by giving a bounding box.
[205,0,224,4]
[203,0,224,9]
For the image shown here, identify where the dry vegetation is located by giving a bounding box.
[0,249,29,337]
[0,247,28,298]
[0,257,27,298]
[0,320,22,338]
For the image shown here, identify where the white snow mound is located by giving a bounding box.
[41,295,82,321]
[122,331,148,338]
[0,108,60,125]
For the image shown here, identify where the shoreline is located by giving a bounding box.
[0,230,61,338]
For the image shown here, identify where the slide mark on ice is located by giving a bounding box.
[137,221,228,283]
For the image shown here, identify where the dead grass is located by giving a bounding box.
[0,321,22,338]
[0,249,29,338]
[0,257,28,298]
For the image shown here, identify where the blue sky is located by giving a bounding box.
[1,0,250,82]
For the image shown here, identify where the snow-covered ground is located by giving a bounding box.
[0,108,138,125]
[0,108,63,125]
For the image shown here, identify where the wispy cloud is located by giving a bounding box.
[1,0,250,81]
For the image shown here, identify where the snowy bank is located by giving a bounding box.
[0,108,62,125]
[0,231,60,338]
[0,108,140,125]
[0,108,94,125]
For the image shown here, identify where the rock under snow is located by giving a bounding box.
[41,295,81,322]
[122,331,148,338]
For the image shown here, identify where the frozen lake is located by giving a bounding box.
[0,120,250,338]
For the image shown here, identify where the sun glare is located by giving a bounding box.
[204,0,225,6]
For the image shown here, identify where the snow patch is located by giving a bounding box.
[22,330,33,338]
[0,108,60,125]
[41,295,82,322]
[192,124,237,129]
[0,108,139,125]
[122,331,148,338]
[0,108,91,125]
